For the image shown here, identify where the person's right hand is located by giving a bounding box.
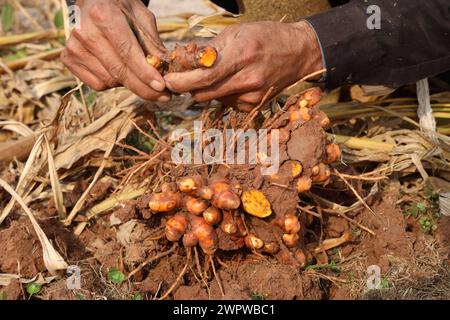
[61,0,171,102]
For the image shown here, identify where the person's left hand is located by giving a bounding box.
[164,21,324,111]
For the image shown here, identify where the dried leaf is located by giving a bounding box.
[44,136,66,219]
[0,178,68,275]
[0,120,34,137]
[0,134,44,224]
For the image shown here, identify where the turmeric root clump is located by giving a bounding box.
[144,87,345,266]
[147,42,218,75]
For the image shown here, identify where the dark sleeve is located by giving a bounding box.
[306,0,450,89]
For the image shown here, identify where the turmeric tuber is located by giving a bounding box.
[165,214,188,242]
[177,176,204,193]
[220,210,238,235]
[282,233,299,248]
[149,192,182,213]
[203,206,222,226]
[312,163,331,183]
[198,186,214,200]
[284,214,301,234]
[296,177,312,193]
[185,196,209,215]
[190,215,218,255]
[325,144,341,164]
[241,190,272,218]
[147,43,218,75]
[209,178,241,210]
[244,234,264,250]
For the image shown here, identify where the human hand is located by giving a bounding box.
[61,0,171,101]
[164,21,324,111]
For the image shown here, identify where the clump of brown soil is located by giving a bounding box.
[0,279,22,300]
[171,257,324,300]
[0,220,46,277]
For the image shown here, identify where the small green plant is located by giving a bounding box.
[125,130,156,154]
[132,293,143,300]
[75,293,86,300]
[419,217,433,234]
[85,91,97,106]
[251,292,266,300]
[380,277,390,289]
[2,48,28,62]
[403,192,440,234]
[1,291,7,300]
[406,202,427,218]
[305,260,341,273]
[26,283,42,296]
[107,268,125,284]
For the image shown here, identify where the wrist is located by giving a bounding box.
[291,20,324,81]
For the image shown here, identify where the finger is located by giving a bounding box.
[164,42,243,93]
[121,67,171,101]
[64,36,119,88]
[61,50,108,91]
[72,26,161,95]
[191,70,264,102]
[234,91,266,111]
[219,91,267,112]
[129,0,166,56]
[207,24,240,52]
[85,3,165,91]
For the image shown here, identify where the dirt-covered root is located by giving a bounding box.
[144,88,343,266]
[147,42,218,75]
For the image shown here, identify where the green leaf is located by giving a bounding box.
[108,268,125,284]
[1,4,14,32]
[416,202,427,214]
[54,9,64,29]
[2,48,27,62]
[75,293,86,300]
[132,293,142,300]
[1,291,7,300]
[251,292,265,300]
[85,91,97,106]
[26,283,42,296]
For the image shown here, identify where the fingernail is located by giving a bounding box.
[158,96,171,103]
[150,80,165,92]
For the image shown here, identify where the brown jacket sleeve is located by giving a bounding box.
[306,0,450,89]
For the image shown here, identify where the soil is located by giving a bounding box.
[1,179,448,300]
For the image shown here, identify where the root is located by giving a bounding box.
[127,244,177,280]
[210,255,225,297]
[194,247,210,292]
[158,248,191,300]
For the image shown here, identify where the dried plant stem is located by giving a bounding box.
[332,172,387,181]
[0,48,63,75]
[0,30,65,46]
[333,169,378,218]
[323,208,376,236]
